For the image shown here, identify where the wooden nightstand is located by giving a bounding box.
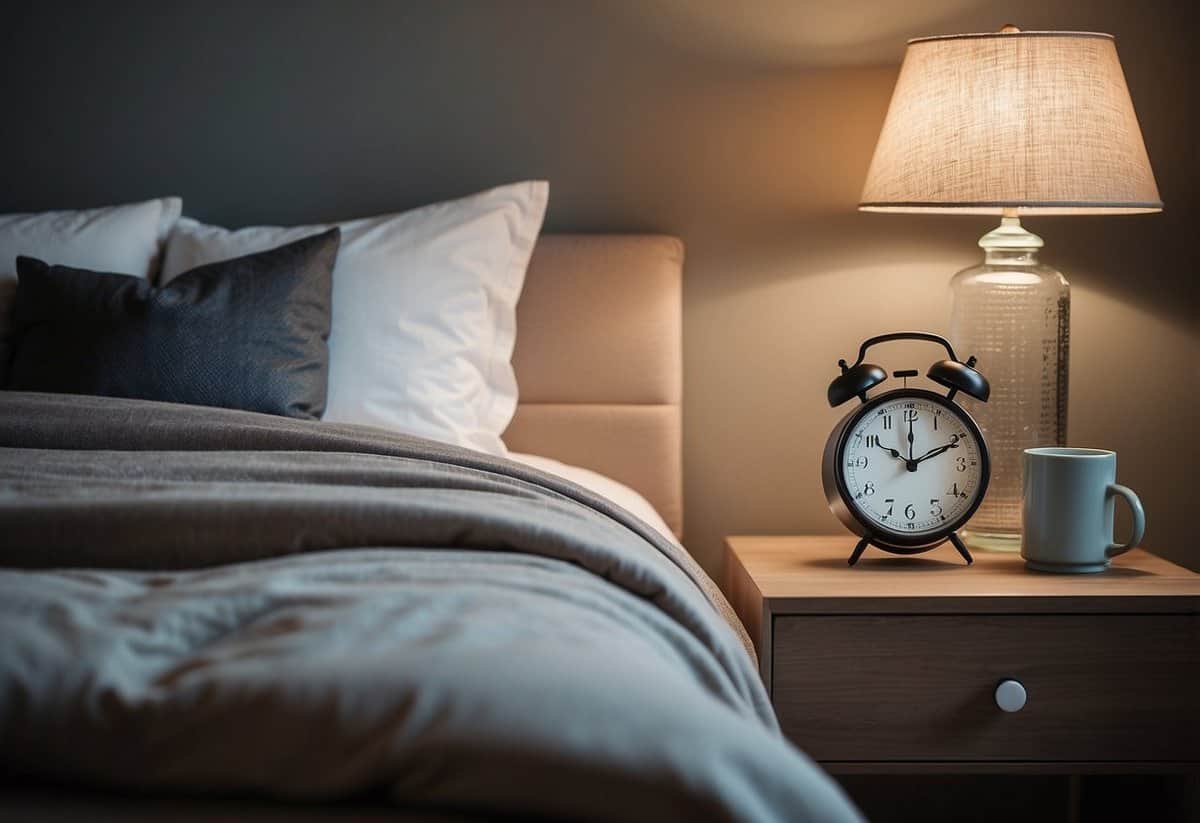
[724,535,1200,774]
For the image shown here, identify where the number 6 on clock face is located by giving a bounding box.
[831,389,987,545]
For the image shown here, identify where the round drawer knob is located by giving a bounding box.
[994,679,1027,713]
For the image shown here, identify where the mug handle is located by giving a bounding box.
[1105,484,1146,558]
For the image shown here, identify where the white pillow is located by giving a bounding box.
[0,197,182,381]
[161,182,548,455]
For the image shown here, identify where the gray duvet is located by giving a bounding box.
[0,391,860,822]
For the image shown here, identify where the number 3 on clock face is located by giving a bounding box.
[839,392,986,540]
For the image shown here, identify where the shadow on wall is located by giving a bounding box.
[618,0,991,67]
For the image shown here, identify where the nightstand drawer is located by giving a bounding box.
[773,614,1199,763]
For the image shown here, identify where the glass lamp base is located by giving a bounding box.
[961,529,1022,553]
[951,214,1070,553]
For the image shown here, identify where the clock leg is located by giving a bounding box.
[948,532,973,565]
[847,536,871,566]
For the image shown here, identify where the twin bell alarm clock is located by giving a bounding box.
[821,332,991,566]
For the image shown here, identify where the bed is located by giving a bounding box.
[0,230,860,822]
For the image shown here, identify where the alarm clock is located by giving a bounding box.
[821,331,991,566]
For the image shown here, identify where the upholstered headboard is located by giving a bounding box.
[505,235,683,538]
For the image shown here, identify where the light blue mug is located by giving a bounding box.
[1021,448,1146,574]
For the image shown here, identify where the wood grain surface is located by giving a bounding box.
[723,535,1200,772]
[725,535,1200,615]
[772,614,1199,762]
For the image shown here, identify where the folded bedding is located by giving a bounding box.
[0,391,860,822]
[509,451,679,545]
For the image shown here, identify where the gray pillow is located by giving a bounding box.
[4,228,339,419]
[0,197,182,385]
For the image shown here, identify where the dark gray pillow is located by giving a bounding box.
[5,228,339,419]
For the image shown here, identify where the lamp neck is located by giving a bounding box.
[979,215,1043,265]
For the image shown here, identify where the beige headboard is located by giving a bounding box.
[505,234,683,538]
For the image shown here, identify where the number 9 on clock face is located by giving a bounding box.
[837,391,986,541]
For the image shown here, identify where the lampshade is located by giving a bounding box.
[860,30,1162,215]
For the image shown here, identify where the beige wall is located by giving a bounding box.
[627,0,1199,574]
[614,0,1195,573]
[0,0,1193,573]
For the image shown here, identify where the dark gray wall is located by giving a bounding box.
[2,0,1196,573]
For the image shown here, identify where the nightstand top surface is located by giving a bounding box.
[725,535,1200,613]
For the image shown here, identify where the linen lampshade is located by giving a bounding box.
[859,30,1162,215]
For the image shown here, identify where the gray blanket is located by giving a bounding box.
[0,391,860,822]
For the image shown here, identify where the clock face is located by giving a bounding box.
[839,394,986,539]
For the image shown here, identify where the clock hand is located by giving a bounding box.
[914,435,961,464]
[875,442,905,461]
[914,443,955,464]
[907,417,914,462]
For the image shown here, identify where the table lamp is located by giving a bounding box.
[859,26,1161,551]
